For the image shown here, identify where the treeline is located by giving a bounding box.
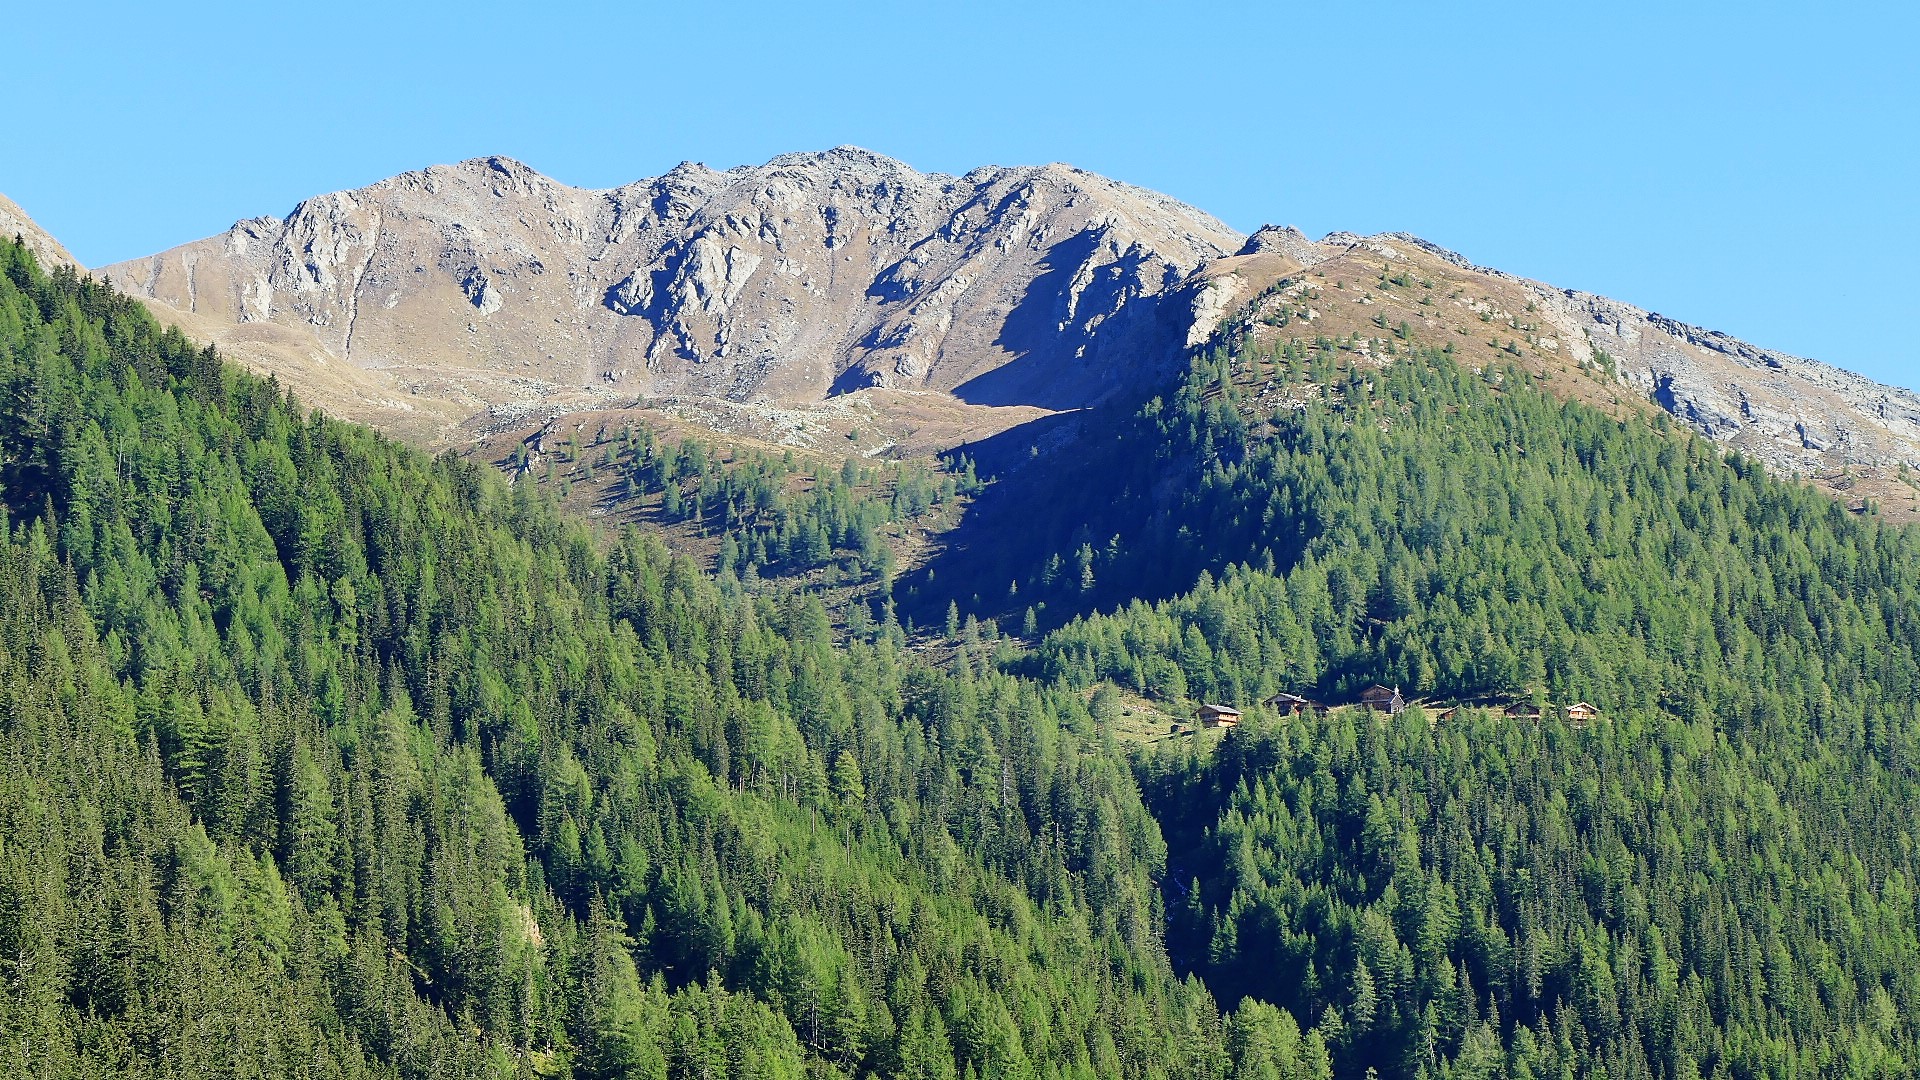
[530,421,976,585]
[1025,342,1920,733]
[0,241,1327,1079]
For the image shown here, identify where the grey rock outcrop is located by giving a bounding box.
[1541,286,1920,476]
[1237,225,1336,265]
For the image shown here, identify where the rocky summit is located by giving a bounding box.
[100,148,1239,446]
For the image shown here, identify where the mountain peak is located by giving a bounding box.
[466,153,541,177]
[430,154,558,189]
[762,145,924,174]
[1235,224,1327,263]
[95,149,1918,507]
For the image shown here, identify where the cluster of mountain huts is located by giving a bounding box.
[1192,686,1602,731]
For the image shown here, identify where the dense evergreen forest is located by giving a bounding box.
[1030,341,1920,718]
[1023,335,1920,1076]
[5,237,1920,1079]
[0,242,1322,1078]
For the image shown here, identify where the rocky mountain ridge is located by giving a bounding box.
[99,148,1239,446]
[1371,229,1920,472]
[7,150,1915,511]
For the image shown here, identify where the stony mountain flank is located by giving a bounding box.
[1180,226,1920,511]
[101,148,1240,446]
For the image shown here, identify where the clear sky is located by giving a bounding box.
[6,1,1915,388]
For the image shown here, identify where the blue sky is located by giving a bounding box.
[6,1,1915,388]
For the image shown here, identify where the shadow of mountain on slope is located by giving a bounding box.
[888,406,1097,630]
[892,371,1211,637]
[831,229,1174,408]
[957,230,1184,410]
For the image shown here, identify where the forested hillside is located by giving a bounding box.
[1143,704,1919,1079]
[1027,341,1920,718]
[0,242,1327,1079]
[515,419,977,588]
[7,232,1920,1080]
[1013,335,1920,1076]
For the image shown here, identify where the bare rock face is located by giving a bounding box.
[1173,225,1344,347]
[103,148,1240,443]
[1237,224,1338,265]
[0,194,84,272]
